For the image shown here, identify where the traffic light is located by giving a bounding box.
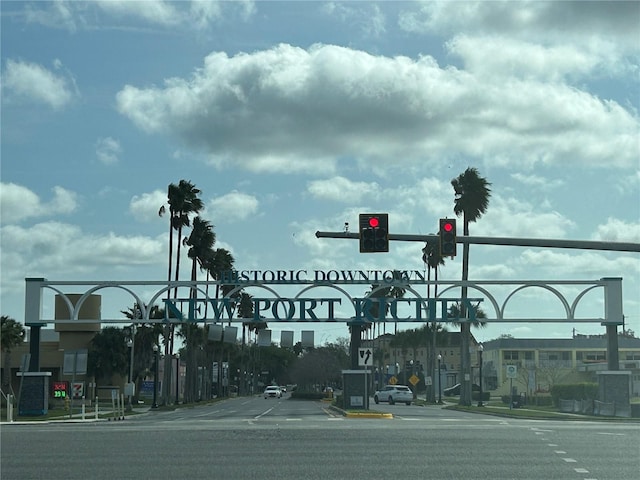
[359,213,389,252]
[439,218,457,257]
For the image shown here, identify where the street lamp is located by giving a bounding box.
[175,354,180,405]
[152,344,159,409]
[437,354,443,404]
[477,344,484,407]
[127,337,134,412]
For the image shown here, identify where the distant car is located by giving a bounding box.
[279,386,287,393]
[264,386,282,399]
[373,385,413,405]
[443,383,481,396]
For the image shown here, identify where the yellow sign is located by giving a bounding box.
[389,376,398,385]
[409,374,420,386]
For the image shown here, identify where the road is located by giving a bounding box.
[2,394,638,480]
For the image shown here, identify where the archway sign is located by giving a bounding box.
[24,273,624,371]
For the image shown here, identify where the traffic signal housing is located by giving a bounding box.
[359,213,389,253]
[439,218,457,257]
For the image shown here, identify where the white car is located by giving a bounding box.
[263,386,282,399]
[373,385,413,405]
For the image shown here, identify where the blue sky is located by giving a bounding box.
[1,1,639,346]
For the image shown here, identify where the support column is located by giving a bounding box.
[25,278,46,372]
[605,324,619,371]
[602,277,623,371]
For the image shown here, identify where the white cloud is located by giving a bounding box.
[96,137,122,165]
[399,1,639,54]
[307,176,379,203]
[0,222,164,281]
[518,249,640,278]
[208,191,259,221]
[116,43,638,174]
[0,183,77,223]
[592,218,640,243]
[129,190,168,222]
[511,173,564,190]
[23,0,255,32]
[2,59,76,109]
[322,2,386,38]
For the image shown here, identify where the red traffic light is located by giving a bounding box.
[368,217,380,228]
[443,222,454,232]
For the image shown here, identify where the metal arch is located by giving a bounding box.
[222,283,282,300]
[502,284,572,320]
[293,283,429,322]
[72,284,148,321]
[436,284,502,320]
[147,284,220,322]
[41,285,76,320]
[294,283,355,303]
[570,284,603,318]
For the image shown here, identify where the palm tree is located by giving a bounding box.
[1,316,26,394]
[451,167,492,406]
[182,216,216,402]
[120,304,165,402]
[422,240,446,402]
[158,181,204,343]
[159,180,203,403]
[351,273,407,369]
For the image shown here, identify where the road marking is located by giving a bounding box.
[562,458,577,463]
[597,432,624,436]
[286,418,301,421]
[547,443,558,447]
[574,468,589,473]
[254,407,274,419]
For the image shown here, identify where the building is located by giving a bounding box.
[362,331,480,390]
[482,335,640,397]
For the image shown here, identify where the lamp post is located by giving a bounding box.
[477,344,484,407]
[152,344,159,409]
[127,337,134,411]
[437,354,443,404]
[175,354,180,405]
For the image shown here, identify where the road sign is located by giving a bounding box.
[389,376,398,385]
[409,374,420,386]
[506,365,518,379]
[358,348,373,366]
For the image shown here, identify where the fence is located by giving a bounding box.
[559,398,631,418]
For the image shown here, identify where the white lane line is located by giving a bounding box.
[547,444,558,447]
[554,451,567,454]
[254,407,275,419]
[574,468,589,473]
[562,458,578,463]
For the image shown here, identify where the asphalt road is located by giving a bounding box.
[2,395,638,480]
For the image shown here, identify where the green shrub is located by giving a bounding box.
[550,383,598,406]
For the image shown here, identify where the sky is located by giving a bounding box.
[1,0,639,347]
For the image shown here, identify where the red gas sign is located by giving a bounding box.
[52,381,69,398]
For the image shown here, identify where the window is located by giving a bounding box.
[503,351,519,360]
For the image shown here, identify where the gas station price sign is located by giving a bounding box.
[52,381,69,398]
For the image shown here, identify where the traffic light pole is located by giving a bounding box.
[315,231,640,253]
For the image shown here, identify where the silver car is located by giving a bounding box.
[373,385,413,405]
